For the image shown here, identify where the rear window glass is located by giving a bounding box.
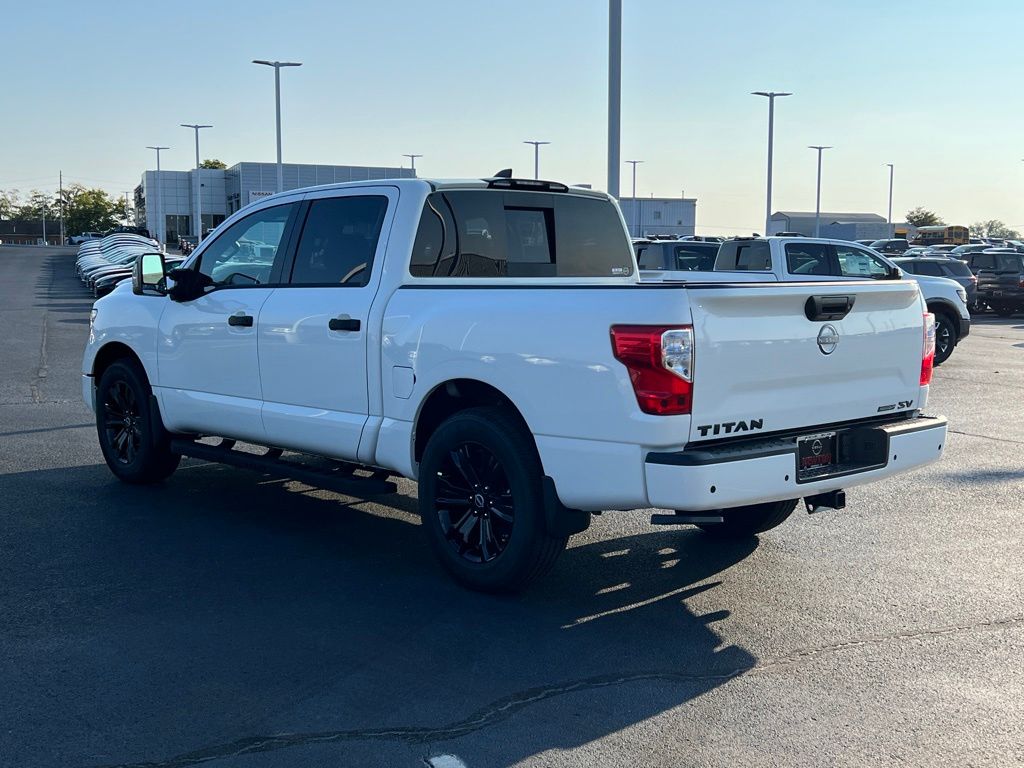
[715,240,771,271]
[672,244,718,271]
[940,260,972,277]
[410,191,633,278]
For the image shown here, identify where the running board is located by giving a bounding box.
[170,439,398,496]
[650,512,725,526]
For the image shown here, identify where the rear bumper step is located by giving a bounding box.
[644,415,947,512]
[170,438,398,496]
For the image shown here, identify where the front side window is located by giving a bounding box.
[198,203,297,286]
[290,196,389,286]
[836,245,890,278]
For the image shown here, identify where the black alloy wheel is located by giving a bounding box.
[103,379,142,465]
[434,441,515,563]
[933,313,955,366]
[95,359,180,484]
[419,406,568,593]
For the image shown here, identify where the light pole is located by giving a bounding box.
[608,0,622,198]
[523,141,550,179]
[808,146,832,237]
[752,91,792,235]
[181,124,212,239]
[252,59,303,193]
[402,154,422,176]
[886,163,894,237]
[146,146,169,247]
[625,159,643,237]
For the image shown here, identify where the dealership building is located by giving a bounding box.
[135,161,416,244]
[618,196,698,238]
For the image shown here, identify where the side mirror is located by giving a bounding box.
[133,252,167,295]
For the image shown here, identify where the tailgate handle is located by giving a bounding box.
[805,295,855,321]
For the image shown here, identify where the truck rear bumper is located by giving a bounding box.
[644,415,947,512]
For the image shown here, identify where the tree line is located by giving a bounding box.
[0,185,127,236]
[905,207,1019,239]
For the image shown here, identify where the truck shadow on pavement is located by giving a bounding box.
[1,461,759,768]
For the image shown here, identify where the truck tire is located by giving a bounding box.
[993,303,1016,318]
[418,406,567,593]
[95,359,180,484]
[931,310,957,366]
[696,499,798,538]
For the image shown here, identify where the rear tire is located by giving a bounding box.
[696,499,798,538]
[418,406,567,593]
[96,359,180,484]
[993,303,1016,318]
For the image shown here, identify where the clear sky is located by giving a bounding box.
[3,0,1022,233]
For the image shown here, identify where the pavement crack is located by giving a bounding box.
[85,612,1024,768]
[30,309,49,403]
[948,428,1024,445]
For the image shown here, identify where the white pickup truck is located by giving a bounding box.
[641,236,971,365]
[83,177,947,592]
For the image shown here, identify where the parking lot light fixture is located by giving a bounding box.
[146,146,170,248]
[523,141,550,179]
[252,59,303,194]
[886,163,895,237]
[402,154,422,175]
[181,124,212,240]
[625,160,643,237]
[752,91,792,234]
[808,146,832,238]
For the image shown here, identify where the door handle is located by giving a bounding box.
[329,317,361,332]
[228,313,254,327]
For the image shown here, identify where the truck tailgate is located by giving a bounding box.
[686,280,924,443]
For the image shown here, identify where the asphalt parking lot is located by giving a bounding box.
[2,246,1022,768]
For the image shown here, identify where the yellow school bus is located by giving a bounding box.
[913,225,969,245]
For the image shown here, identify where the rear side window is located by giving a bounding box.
[715,240,771,271]
[290,196,388,286]
[410,191,633,278]
[785,243,833,275]
[972,254,996,270]
[636,243,669,270]
[941,260,972,277]
[914,261,944,277]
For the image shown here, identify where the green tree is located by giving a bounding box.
[199,158,227,169]
[906,207,944,227]
[17,189,57,220]
[58,185,122,235]
[971,219,1021,239]
[0,189,22,219]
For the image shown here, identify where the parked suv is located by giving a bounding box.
[869,238,910,255]
[974,250,1024,316]
[893,256,977,307]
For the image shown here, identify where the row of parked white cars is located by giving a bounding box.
[75,234,180,297]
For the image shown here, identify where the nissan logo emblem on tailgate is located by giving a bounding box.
[817,324,839,355]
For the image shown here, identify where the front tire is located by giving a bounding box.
[696,499,798,538]
[96,359,180,484]
[419,406,567,593]
[932,311,957,366]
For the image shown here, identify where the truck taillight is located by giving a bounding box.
[610,325,693,415]
[921,313,935,386]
